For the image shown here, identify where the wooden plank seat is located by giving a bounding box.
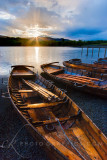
[32,110,81,126]
[59,74,101,81]
[45,67,64,74]
[59,75,94,83]
[12,90,34,93]
[12,69,34,76]
[56,75,94,85]
[20,101,65,109]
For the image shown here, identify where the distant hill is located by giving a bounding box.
[0,35,8,38]
[0,35,70,41]
[37,36,70,42]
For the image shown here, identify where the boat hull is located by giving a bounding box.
[8,75,75,160]
[8,65,107,160]
[63,61,107,80]
[41,64,107,98]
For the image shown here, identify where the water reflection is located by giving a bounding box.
[0,46,106,76]
[34,47,39,63]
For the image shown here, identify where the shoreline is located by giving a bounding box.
[0,45,107,48]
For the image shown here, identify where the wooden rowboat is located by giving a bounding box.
[8,65,107,160]
[41,63,107,98]
[63,59,107,79]
[94,58,107,65]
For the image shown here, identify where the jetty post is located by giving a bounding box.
[92,48,94,57]
[81,48,83,57]
[98,48,100,57]
[104,48,106,57]
[86,47,88,57]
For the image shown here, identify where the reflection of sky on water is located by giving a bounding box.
[0,62,11,75]
[0,47,106,76]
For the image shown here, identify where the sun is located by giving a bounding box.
[26,25,42,37]
[33,30,40,37]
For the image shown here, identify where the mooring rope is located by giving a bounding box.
[56,118,86,160]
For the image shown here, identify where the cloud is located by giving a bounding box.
[0,0,107,39]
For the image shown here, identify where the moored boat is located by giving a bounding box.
[94,57,107,65]
[41,62,107,98]
[8,65,107,160]
[63,59,107,79]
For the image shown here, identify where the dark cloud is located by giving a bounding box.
[59,28,104,40]
[65,28,102,36]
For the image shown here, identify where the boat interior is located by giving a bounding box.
[43,64,107,88]
[8,66,107,160]
[94,58,107,65]
[11,65,35,78]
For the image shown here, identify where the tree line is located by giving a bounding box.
[0,37,107,47]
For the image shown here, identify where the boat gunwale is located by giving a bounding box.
[11,65,35,68]
[63,61,107,73]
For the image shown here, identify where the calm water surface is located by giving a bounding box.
[0,46,106,75]
[0,47,107,160]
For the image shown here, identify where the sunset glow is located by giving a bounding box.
[0,0,106,40]
[25,25,42,37]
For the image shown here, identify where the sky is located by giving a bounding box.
[0,0,107,40]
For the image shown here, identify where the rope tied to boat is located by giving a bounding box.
[55,118,86,160]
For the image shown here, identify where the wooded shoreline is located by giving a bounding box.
[0,37,107,47]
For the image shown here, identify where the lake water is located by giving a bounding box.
[0,46,106,76]
[0,47,107,160]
